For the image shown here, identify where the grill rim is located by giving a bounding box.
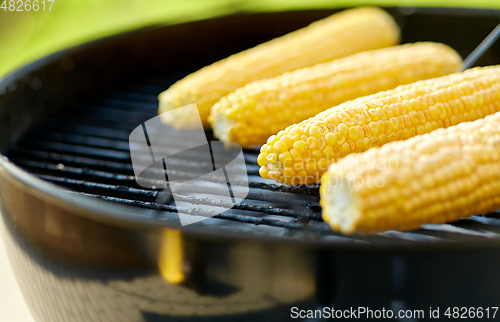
[3,8,500,251]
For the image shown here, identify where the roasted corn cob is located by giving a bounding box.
[320,112,500,234]
[158,7,400,129]
[210,42,462,146]
[258,66,500,185]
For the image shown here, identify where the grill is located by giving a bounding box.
[3,7,500,322]
[8,72,500,246]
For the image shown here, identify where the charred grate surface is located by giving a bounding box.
[7,73,500,244]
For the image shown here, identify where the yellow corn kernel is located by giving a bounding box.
[293,140,307,154]
[312,149,323,160]
[273,141,288,154]
[290,149,302,160]
[279,152,293,167]
[257,153,268,166]
[259,66,500,185]
[266,153,278,163]
[307,137,318,150]
[280,135,294,149]
[341,142,351,156]
[259,166,270,179]
[267,135,278,145]
[325,132,337,146]
[282,168,296,178]
[309,126,322,138]
[321,111,500,234]
[160,7,400,129]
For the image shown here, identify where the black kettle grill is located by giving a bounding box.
[2,7,500,322]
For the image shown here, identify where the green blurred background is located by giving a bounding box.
[1,0,500,77]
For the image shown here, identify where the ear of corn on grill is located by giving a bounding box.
[158,7,400,129]
[210,42,462,146]
[320,112,500,234]
[258,66,500,185]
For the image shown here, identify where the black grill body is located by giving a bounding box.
[2,7,500,322]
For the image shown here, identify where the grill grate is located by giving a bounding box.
[7,73,500,244]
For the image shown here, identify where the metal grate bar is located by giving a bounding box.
[20,130,261,168]
[72,192,309,229]
[34,173,319,212]
[9,148,317,196]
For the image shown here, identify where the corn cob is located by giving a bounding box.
[210,42,462,146]
[320,111,500,234]
[258,66,500,185]
[158,7,400,129]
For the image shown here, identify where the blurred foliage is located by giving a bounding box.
[0,0,499,76]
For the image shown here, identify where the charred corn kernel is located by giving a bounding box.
[259,66,500,185]
[320,111,500,234]
[159,7,400,129]
[211,42,461,145]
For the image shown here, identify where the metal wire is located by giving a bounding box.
[461,23,500,71]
